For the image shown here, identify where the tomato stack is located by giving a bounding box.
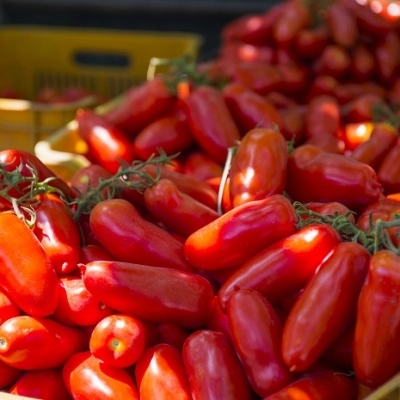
[1,0,400,399]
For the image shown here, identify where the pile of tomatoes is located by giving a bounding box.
[1,0,400,399]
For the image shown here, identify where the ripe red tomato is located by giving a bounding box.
[63,351,139,399]
[9,368,71,400]
[90,314,146,368]
[183,330,252,400]
[0,315,87,370]
[0,212,59,317]
[228,127,288,208]
[135,343,192,400]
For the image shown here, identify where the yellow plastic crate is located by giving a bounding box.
[0,25,202,153]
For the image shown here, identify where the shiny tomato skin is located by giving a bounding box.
[34,193,81,275]
[262,370,357,400]
[79,244,116,264]
[52,276,114,327]
[182,85,241,164]
[142,164,218,210]
[135,343,192,400]
[281,242,370,372]
[182,150,223,182]
[353,250,400,388]
[76,109,135,174]
[0,359,22,390]
[0,149,73,201]
[0,289,20,325]
[378,138,400,194]
[9,368,70,400]
[227,289,293,397]
[350,123,398,170]
[132,110,194,161]
[218,224,341,310]
[90,314,146,368]
[0,212,59,317]
[184,194,297,271]
[182,330,252,400]
[286,144,383,211]
[222,83,282,134]
[63,351,139,399]
[104,76,176,137]
[143,178,219,238]
[229,127,288,208]
[89,198,194,272]
[0,315,87,370]
[81,260,214,329]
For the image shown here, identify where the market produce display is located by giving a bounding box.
[1,0,400,398]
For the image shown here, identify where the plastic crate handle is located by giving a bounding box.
[73,51,132,68]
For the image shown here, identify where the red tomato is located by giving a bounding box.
[218,224,341,310]
[0,212,59,317]
[304,201,356,224]
[104,76,176,137]
[63,351,139,399]
[155,322,189,352]
[350,122,398,170]
[228,62,283,95]
[313,44,351,80]
[9,368,71,400]
[0,149,73,201]
[272,0,311,48]
[0,359,22,390]
[353,250,400,388]
[222,82,282,134]
[321,323,355,371]
[90,314,146,368]
[143,178,219,238]
[281,242,370,372]
[33,193,81,275]
[228,127,288,207]
[182,150,223,182]
[0,315,86,370]
[286,144,383,211]
[219,42,275,64]
[0,289,20,325]
[81,260,214,329]
[182,330,252,400]
[350,43,376,82]
[325,2,358,48]
[184,194,297,271]
[378,137,400,194]
[294,25,330,60]
[76,109,135,174]
[135,343,192,400]
[142,164,218,210]
[89,198,194,272]
[182,85,241,164]
[221,4,285,45]
[227,289,293,396]
[341,93,387,123]
[205,296,231,337]
[79,244,116,264]
[262,370,357,400]
[305,95,341,139]
[335,81,387,106]
[132,110,194,161]
[374,31,400,85]
[52,276,115,327]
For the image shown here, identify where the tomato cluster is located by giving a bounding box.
[1,0,400,399]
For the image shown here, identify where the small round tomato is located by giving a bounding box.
[90,314,146,369]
